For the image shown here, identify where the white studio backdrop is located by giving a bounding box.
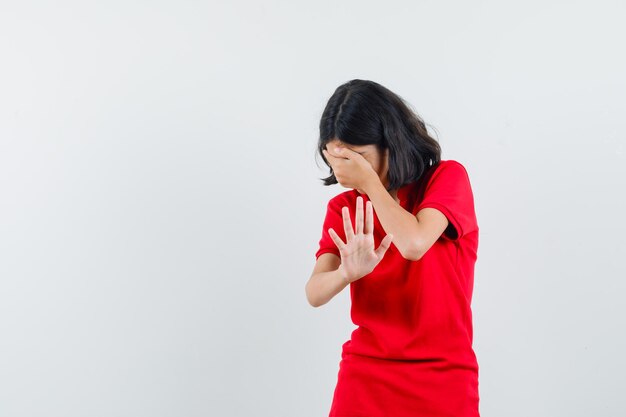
[1,1,625,416]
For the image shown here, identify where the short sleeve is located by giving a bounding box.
[413,161,478,241]
[314,198,344,260]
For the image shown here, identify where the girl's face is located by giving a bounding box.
[325,138,391,193]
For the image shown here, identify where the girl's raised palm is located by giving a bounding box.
[328,196,394,284]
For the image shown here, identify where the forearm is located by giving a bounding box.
[364,180,420,260]
[305,265,349,307]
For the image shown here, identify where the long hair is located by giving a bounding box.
[316,79,441,190]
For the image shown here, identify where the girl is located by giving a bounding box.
[306,79,480,417]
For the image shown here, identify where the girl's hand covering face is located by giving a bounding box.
[323,146,379,192]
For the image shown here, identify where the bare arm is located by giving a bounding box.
[364,180,449,261]
[307,196,393,307]
[305,253,349,307]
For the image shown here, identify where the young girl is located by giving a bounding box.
[306,79,480,417]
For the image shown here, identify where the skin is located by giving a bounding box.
[322,139,398,201]
[305,138,451,307]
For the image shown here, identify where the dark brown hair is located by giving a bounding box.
[316,79,441,190]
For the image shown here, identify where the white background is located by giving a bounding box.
[1,1,625,416]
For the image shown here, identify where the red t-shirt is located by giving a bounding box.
[315,160,480,417]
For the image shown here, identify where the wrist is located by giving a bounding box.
[362,175,383,197]
[337,264,350,285]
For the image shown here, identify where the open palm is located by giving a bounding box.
[328,196,394,283]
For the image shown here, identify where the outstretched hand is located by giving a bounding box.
[328,196,394,284]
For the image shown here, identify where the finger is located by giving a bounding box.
[330,147,349,160]
[342,206,355,241]
[334,147,351,159]
[375,233,394,259]
[365,200,373,235]
[328,228,346,251]
[355,196,363,235]
[324,148,343,160]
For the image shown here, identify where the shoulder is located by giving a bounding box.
[418,160,473,192]
[326,189,359,209]
[432,159,471,178]
[438,159,467,171]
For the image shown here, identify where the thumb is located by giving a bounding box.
[375,233,394,259]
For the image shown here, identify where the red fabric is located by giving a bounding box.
[315,160,480,417]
